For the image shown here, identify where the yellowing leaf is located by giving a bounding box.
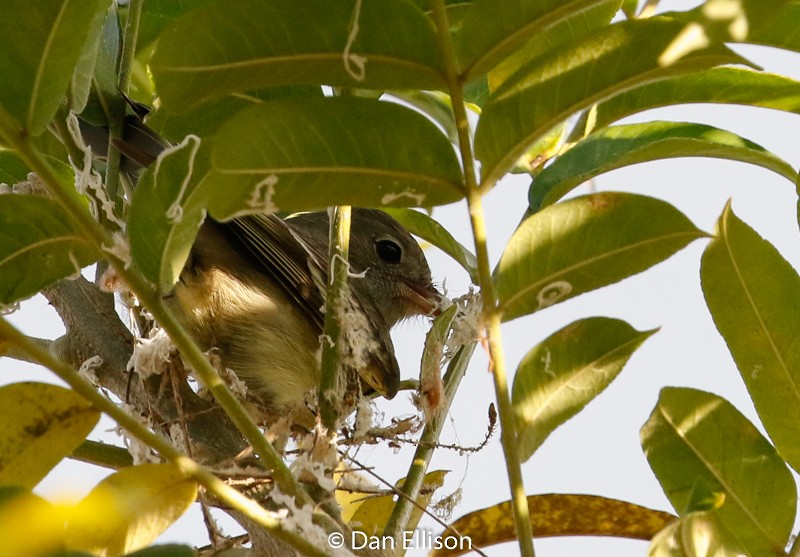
[66,463,198,556]
[345,490,396,537]
[0,488,71,557]
[339,470,447,536]
[0,382,100,489]
[430,494,676,557]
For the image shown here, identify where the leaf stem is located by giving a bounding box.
[429,2,536,556]
[319,205,352,430]
[116,0,142,96]
[468,191,537,557]
[383,341,476,541]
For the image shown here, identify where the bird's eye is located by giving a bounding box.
[375,239,402,264]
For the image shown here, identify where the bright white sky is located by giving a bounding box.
[4,1,800,556]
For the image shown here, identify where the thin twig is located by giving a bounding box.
[370,403,496,454]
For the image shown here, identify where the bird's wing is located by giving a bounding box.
[222,214,327,331]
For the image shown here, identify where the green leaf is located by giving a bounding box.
[485,2,623,93]
[649,512,747,557]
[463,77,490,106]
[747,3,800,53]
[701,203,800,473]
[79,7,122,127]
[495,192,706,322]
[0,151,31,184]
[147,86,323,142]
[455,0,621,82]
[27,135,70,164]
[508,122,568,175]
[0,0,110,134]
[621,0,638,18]
[641,387,795,556]
[66,463,198,556]
[380,208,478,282]
[474,17,746,186]
[0,195,98,304]
[512,317,656,461]
[136,0,216,53]
[443,1,477,28]
[683,478,727,514]
[530,121,797,210]
[408,0,473,13]
[387,90,459,143]
[677,0,800,53]
[150,0,444,113]
[68,2,109,114]
[592,67,800,131]
[431,494,676,557]
[128,136,211,290]
[204,97,464,218]
[0,382,100,490]
[0,485,26,504]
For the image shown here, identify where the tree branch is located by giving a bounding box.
[42,275,247,463]
[3,334,57,364]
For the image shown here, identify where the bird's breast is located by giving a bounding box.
[172,265,321,411]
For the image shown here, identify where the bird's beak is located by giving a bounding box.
[361,362,400,399]
[405,282,444,317]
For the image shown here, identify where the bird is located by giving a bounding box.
[85,110,443,416]
[169,207,442,414]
